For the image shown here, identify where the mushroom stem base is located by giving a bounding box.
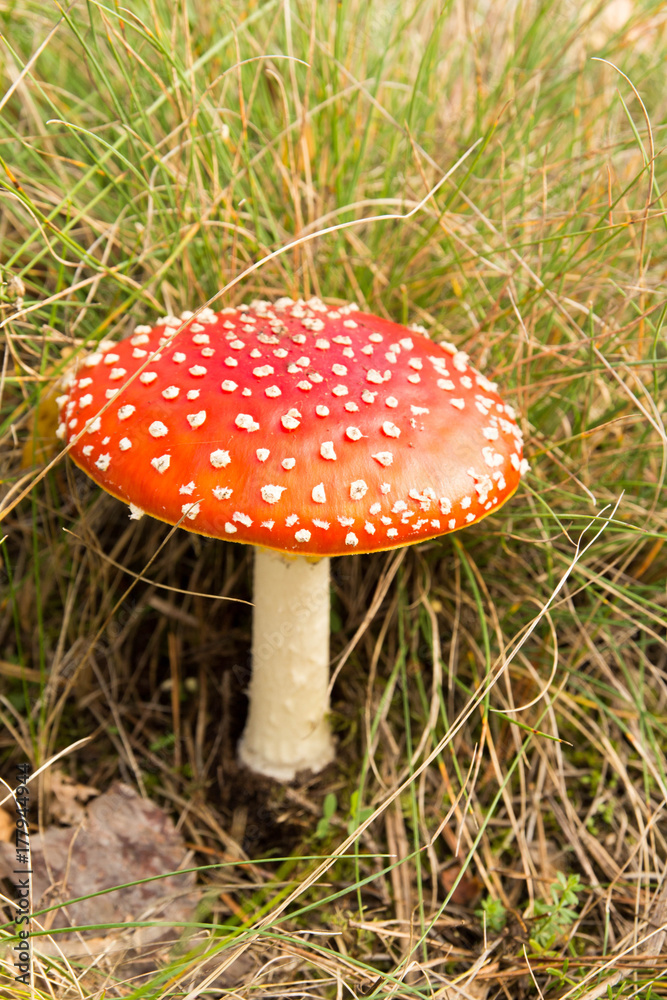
[238,548,334,781]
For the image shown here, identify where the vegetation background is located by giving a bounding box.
[1,0,666,997]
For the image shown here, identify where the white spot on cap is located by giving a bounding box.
[387,528,398,538]
[235,413,259,432]
[345,532,359,546]
[320,441,337,460]
[369,332,383,343]
[338,516,354,526]
[461,496,472,509]
[364,522,376,534]
[179,481,196,495]
[297,380,312,391]
[261,485,286,504]
[84,353,103,368]
[151,454,170,473]
[86,417,101,433]
[332,364,348,376]
[483,426,499,440]
[316,405,330,417]
[350,480,368,500]
[210,449,231,468]
[119,437,132,450]
[281,413,300,430]
[282,458,296,470]
[139,372,158,384]
[187,390,200,400]
[361,390,377,403]
[286,514,299,526]
[212,486,233,500]
[261,520,275,529]
[385,396,398,408]
[187,411,207,429]
[450,398,465,410]
[149,421,168,438]
[380,483,391,494]
[382,421,400,438]
[411,405,429,415]
[312,483,326,503]
[109,368,127,381]
[95,453,111,471]
[520,458,530,476]
[453,351,469,372]
[257,448,270,462]
[346,427,363,441]
[233,511,252,526]
[369,502,381,515]
[253,365,274,377]
[221,380,238,392]
[224,357,238,367]
[162,386,180,399]
[131,333,150,344]
[225,522,237,534]
[81,444,92,455]
[366,369,384,384]
[295,529,311,543]
[79,394,93,409]
[407,374,420,384]
[128,503,144,520]
[313,518,330,529]
[345,402,359,412]
[439,497,452,515]
[372,451,393,467]
[332,385,348,397]
[173,352,186,363]
[189,365,207,377]
[265,385,282,397]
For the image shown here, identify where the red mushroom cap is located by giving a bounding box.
[58,299,527,556]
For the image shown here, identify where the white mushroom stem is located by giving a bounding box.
[238,548,335,781]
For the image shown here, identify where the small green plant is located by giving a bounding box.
[529,872,583,954]
[315,792,338,839]
[475,896,508,934]
[346,790,375,835]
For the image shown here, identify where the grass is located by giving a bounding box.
[1,0,666,996]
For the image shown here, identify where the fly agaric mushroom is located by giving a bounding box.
[58,298,528,781]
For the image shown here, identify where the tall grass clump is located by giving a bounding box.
[1,1,666,997]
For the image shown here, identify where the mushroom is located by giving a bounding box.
[58,298,528,781]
